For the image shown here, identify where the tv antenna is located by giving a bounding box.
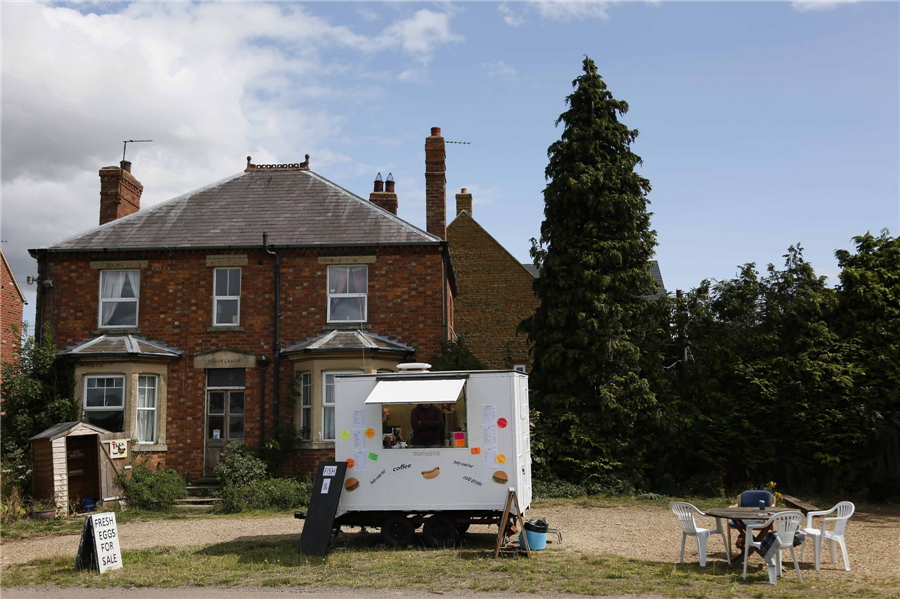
[445,140,470,145]
[122,139,153,162]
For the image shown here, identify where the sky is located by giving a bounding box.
[2,1,898,332]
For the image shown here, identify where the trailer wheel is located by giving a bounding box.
[423,515,460,548]
[381,516,414,547]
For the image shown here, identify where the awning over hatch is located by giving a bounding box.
[364,377,467,405]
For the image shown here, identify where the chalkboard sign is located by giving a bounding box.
[298,461,347,557]
[74,512,123,573]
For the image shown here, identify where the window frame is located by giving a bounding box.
[83,374,126,432]
[212,267,242,327]
[326,265,368,323]
[513,364,527,373]
[135,374,158,444]
[321,370,362,441]
[98,269,140,329]
[299,371,312,440]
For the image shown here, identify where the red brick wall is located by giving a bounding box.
[99,166,143,226]
[37,246,448,481]
[1,251,25,382]
[447,214,539,370]
[283,447,335,477]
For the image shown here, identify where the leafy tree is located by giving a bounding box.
[1,324,77,456]
[521,56,659,488]
[835,230,900,499]
[429,337,487,371]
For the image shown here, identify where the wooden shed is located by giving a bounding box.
[30,422,129,515]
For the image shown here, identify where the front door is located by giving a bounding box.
[204,389,245,477]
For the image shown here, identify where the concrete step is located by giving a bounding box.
[186,485,220,497]
[175,497,222,505]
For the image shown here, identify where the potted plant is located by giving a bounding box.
[30,500,57,520]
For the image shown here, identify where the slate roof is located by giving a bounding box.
[58,335,182,359]
[43,169,441,252]
[523,260,667,297]
[283,330,414,355]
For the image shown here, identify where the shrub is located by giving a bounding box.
[214,444,268,487]
[218,476,313,513]
[123,464,187,510]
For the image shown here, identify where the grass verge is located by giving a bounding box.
[3,538,897,598]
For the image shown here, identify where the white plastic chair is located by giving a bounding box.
[801,501,855,571]
[743,511,804,583]
[669,502,730,567]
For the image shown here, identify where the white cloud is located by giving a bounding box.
[531,1,613,22]
[498,3,526,27]
[791,0,861,12]
[0,2,462,305]
[397,67,427,82]
[483,60,517,79]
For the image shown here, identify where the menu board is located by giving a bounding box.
[298,461,347,557]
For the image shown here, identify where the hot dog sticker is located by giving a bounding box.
[421,466,440,480]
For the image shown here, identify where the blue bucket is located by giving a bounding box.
[519,529,548,551]
[82,498,97,512]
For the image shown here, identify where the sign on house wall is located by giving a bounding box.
[193,350,258,369]
[109,440,128,459]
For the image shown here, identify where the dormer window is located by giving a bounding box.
[327,265,367,323]
[99,270,140,328]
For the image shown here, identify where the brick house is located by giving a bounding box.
[1,249,27,384]
[447,192,666,372]
[30,128,457,479]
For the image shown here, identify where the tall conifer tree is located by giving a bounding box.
[522,57,659,487]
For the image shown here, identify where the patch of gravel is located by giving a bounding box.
[2,503,897,583]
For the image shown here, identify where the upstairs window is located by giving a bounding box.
[327,265,367,323]
[99,270,139,328]
[214,268,241,326]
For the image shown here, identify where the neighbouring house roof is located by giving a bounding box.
[38,169,442,252]
[1,249,27,303]
[58,335,183,359]
[521,260,667,296]
[30,421,111,442]
[283,330,414,356]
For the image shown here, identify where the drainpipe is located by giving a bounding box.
[35,250,47,343]
[258,355,269,446]
[263,233,281,436]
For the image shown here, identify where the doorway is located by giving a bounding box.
[203,368,246,478]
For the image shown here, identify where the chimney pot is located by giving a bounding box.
[369,171,398,215]
[461,187,467,194]
[120,160,132,173]
[430,126,442,137]
[374,172,384,192]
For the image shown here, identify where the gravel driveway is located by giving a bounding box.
[3,502,897,582]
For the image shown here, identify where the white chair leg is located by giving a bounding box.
[767,560,778,585]
[743,539,750,579]
[719,531,731,565]
[829,538,837,564]
[680,533,686,564]
[838,537,850,571]
[814,535,823,570]
[800,536,806,561]
[697,533,708,567]
[791,547,802,583]
[776,550,782,576]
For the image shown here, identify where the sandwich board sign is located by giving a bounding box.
[74,512,123,573]
[298,461,347,557]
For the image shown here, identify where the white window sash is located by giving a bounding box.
[321,370,361,441]
[136,375,158,444]
[83,376,126,411]
[99,270,140,328]
[300,372,312,440]
[213,268,241,326]
[326,266,368,323]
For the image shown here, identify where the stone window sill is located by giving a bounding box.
[132,443,167,452]
[296,440,335,450]
[322,323,371,331]
[207,326,244,332]
[93,328,141,335]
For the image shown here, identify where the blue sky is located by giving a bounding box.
[2,1,898,329]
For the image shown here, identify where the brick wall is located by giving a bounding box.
[37,245,449,480]
[99,163,143,226]
[1,251,25,383]
[447,213,539,370]
[283,447,336,477]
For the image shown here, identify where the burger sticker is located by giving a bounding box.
[344,478,360,492]
[492,471,508,485]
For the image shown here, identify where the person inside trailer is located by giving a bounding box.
[410,403,444,448]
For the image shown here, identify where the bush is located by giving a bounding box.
[214,444,268,487]
[123,464,187,510]
[218,476,313,514]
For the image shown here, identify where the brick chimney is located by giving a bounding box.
[425,126,446,240]
[99,160,143,225]
[456,188,472,216]
[369,172,398,215]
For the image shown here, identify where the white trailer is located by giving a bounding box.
[330,368,532,547]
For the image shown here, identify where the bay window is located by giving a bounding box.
[136,375,158,443]
[300,372,312,440]
[83,376,125,432]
